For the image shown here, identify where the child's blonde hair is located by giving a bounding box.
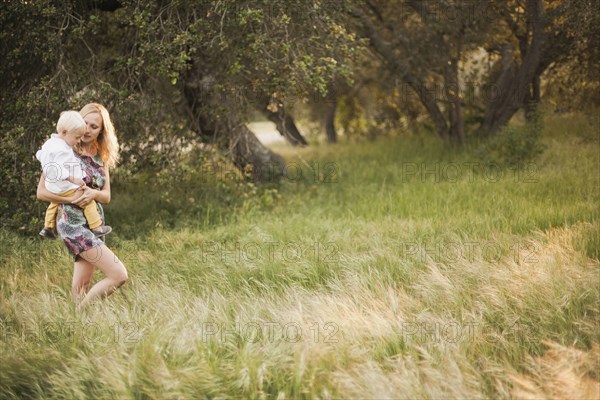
[56,111,86,135]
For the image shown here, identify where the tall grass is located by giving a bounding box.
[1,113,598,399]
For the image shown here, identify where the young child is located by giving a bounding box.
[36,111,112,239]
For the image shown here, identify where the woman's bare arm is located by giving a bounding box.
[71,167,111,207]
[37,174,83,203]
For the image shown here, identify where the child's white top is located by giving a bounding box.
[35,134,85,194]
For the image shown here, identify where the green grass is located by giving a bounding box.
[1,112,599,399]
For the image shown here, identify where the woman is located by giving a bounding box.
[37,103,128,309]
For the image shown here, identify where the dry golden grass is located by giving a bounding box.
[511,341,600,400]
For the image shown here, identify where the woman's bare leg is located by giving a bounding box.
[72,258,96,303]
[77,245,128,309]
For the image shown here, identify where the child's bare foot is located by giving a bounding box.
[91,225,112,237]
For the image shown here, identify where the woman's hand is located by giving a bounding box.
[71,186,97,207]
[65,188,86,204]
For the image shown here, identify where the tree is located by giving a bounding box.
[0,1,81,230]
[92,0,356,175]
[538,0,600,113]
[344,0,595,140]
[346,0,483,142]
[0,0,359,229]
[477,0,547,134]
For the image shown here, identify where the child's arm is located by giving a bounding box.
[37,174,83,203]
[67,176,86,187]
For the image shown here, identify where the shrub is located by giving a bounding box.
[0,126,45,233]
[475,119,546,168]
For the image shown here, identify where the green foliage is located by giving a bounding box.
[474,120,546,168]
[0,0,358,233]
[107,147,281,238]
[336,76,412,140]
[0,127,43,232]
[0,1,92,232]
[544,0,600,115]
[2,0,597,234]
[0,1,62,106]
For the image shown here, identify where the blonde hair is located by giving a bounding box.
[57,110,86,136]
[78,103,120,168]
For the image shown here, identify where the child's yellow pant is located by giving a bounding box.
[44,189,101,230]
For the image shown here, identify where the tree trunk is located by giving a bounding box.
[352,9,450,141]
[324,97,337,144]
[478,0,545,135]
[263,97,308,147]
[444,33,464,144]
[407,77,450,141]
[184,75,285,182]
[525,74,541,122]
[228,122,286,182]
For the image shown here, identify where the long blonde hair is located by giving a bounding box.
[78,103,120,168]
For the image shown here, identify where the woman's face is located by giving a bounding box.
[82,112,103,145]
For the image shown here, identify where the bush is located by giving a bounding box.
[0,126,45,234]
[474,119,546,168]
[107,147,281,238]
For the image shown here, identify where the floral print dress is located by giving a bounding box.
[56,152,106,259]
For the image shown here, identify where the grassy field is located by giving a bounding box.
[1,113,599,399]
